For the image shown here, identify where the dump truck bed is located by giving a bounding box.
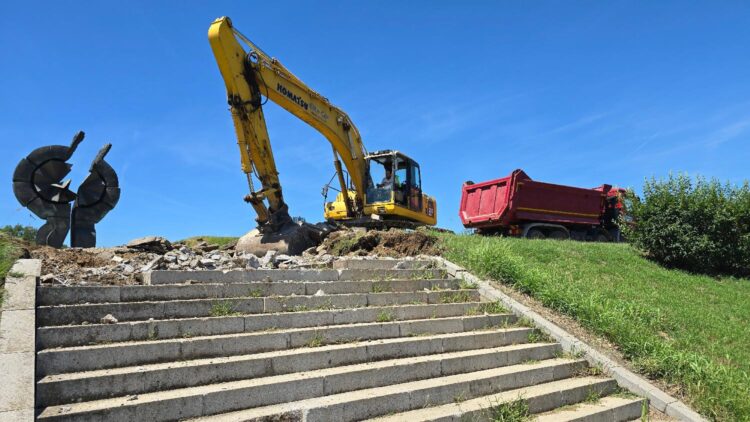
[459,169,609,230]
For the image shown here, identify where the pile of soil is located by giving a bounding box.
[319,228,440,257]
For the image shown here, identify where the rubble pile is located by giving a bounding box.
[31,227,441,286]
[32,236,335,286]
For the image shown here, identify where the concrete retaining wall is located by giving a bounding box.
[0,259,40,422]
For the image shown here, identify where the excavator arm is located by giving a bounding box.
[208,16,368,232]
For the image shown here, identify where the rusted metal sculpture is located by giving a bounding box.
[12,131,120,248]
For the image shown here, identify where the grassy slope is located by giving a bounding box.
[439,234,750,421]
[1,233,23,305]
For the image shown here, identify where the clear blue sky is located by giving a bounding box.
[2,1,749,246]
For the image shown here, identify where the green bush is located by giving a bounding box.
[0,224,38,243]
[623,174,750,277]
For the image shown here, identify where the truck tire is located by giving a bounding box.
[594,230,610,242]
[548,229,568,240]
[526,228,545,239]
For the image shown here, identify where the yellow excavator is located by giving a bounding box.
[208,17,437,252]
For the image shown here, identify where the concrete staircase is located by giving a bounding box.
[34,259,645,421]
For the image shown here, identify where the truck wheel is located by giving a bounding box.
[526,228,545,239]
[548,230,568,240]
[594,231,610,242]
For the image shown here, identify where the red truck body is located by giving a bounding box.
[459,169,622,240]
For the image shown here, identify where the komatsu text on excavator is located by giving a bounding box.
[208,17,437,253]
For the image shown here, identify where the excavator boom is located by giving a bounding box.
[208,16,437,242]
[209,17,367,230]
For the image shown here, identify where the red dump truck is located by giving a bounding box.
[459,169,625,241]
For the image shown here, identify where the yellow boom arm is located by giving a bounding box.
[208,16,368,230]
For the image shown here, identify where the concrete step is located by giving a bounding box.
[332,258,434,270]
[37,358,586,421]
[534,395,645,421]
[37,314,515,375]
[38,342,559,406]
[37,278,461,305]
[366,376,620,422]
[34,265,645,422]
[37,289,481,326]
[144,268,447,285]
[37,302,497,348]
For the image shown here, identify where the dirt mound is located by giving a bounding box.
[320,228,439,257]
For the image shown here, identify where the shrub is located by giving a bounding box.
[0,224,37,242]
[622,174,750,277]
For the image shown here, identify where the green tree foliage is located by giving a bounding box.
[0,224,38,242]
[623,174,750,277]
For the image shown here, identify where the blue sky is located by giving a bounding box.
[2,1,749,246]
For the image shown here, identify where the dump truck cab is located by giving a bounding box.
[324,150,437,226]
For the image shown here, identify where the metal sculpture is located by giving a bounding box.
[12,131,120,248]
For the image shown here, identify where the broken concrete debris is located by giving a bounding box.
[125,236,172,254]
[31,228,439,286]
[100,314,118,324]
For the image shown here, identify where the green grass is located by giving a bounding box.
[1,233,26,306]
[439,234,750,422]
[467,301,508,316]
[439,291,473,303]
[209,301,241,317]
[483,398,530,421]
[1,234,21,281]
[376,310,394,322]
[306,332,324,348]
[181,236,239,248]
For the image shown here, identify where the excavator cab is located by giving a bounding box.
[324,150,437,226]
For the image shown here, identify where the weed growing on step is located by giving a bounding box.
[147,328,158,341]
[376,310,394,323]
[483,398,530,422]
[453,390,469,403]
[586,363,604,376]
[557,349,586,360]
[210,301,240,317]
[371,281,391,293]
[515,317,534,328]
[526,330,552,343]
[306,332,324,347]
[439,291,473,304]
[459,278,478,290]
[475,301,507,314]
[248,288,263,298]
[584,387,601,404]
[611,388,639,399]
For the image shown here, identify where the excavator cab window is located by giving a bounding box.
[409,163,423,212]
[394,157,408,206]
[366,157,395,203]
